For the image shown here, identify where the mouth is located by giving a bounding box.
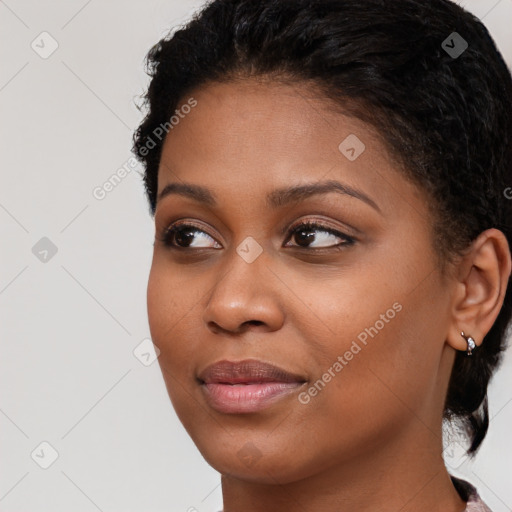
[197,359,307,414]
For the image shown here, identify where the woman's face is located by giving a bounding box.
[147,79,457,483]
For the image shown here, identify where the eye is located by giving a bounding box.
[156,220,356,251]
[284,221,355,250]
[158,222,221,249]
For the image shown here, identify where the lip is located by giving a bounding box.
[197,359,307,414]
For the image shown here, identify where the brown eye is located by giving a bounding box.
[285,222,355,250]
[156,220,355,252]
[160,223,221,249]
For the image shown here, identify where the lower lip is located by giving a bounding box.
[201,381,305,413]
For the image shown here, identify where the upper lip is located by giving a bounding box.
[198,359,307,385]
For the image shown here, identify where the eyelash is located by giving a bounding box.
[156,220,356,252]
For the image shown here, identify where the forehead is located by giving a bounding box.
[156,79,424,218]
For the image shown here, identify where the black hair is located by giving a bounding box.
[132,0,512,456]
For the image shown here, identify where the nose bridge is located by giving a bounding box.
[203,241,283,333]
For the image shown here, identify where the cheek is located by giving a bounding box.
[291,265,445,440]
[147,262,201,414]
[288,306,434,469]
[146,256,198,334]
[332,297,444,425]
[147,266,173,343]
[146,261,197,368]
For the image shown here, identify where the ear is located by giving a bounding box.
[446,228,511,352]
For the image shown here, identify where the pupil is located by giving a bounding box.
[296,229,315,247]
[176,227,195,247]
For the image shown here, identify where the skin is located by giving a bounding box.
[147,78,511,512]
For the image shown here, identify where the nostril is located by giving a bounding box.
[244,320,264,327]
[206,319,266,335]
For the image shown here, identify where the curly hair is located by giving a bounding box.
[132,0,512,456]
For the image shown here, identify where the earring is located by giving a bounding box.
[460,331,476,356]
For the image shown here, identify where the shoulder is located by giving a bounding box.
[450,475,493,512]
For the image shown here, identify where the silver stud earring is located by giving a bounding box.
[460,331,476,356]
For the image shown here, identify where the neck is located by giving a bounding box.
[220,423,467,512]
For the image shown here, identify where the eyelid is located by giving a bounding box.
[283,215,358,240]
[283,220,356,249]
[157,219,220,248]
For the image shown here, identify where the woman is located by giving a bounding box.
[133,0,512,510]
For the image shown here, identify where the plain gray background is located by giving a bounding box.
[1,1,511,511]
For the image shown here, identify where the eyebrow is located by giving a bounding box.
[157,179,381,213]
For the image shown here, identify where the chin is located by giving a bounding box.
[190,433,319,484]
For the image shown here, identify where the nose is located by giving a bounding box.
[202,248,285,335]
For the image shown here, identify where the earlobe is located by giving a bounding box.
[446,228,511,354]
